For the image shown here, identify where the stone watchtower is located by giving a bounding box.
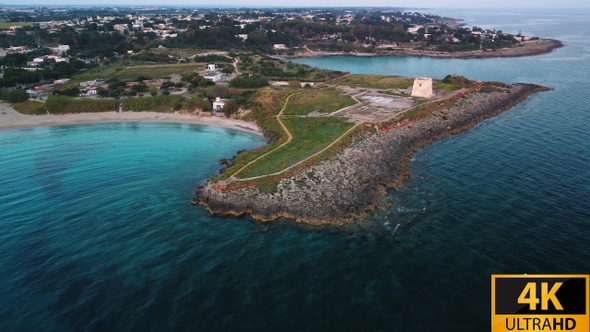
[411,77,434,98]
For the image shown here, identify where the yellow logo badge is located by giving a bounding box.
[492,275,589,331]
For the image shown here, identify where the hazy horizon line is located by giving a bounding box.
[1,4,589,9]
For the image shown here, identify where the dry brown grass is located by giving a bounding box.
[249,88,294,115]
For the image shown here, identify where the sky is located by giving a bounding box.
[1,0,589,9]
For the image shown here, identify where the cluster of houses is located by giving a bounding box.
[27,52,69,69]
[20,13,188,40]
[53,61,224,99]
[79,79,105,96]
[25,78,70,100]
[0,44,71,69]
[0,45,30,57]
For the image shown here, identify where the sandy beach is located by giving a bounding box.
[0,102,262,136]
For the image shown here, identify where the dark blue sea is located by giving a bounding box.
[1,8,589,331]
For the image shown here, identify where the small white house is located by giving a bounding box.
[80,79,105,88]
[212,97,226,111]
[206,64,218,71]
[26,89,39,99]
[54,44,70,53]
[204,73,223,83]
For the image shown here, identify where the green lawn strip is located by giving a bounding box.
[236,116,353,178]
[283,88,356,115]
[304,123,369,166]
[338,74,414,89]
[0,22,31,29]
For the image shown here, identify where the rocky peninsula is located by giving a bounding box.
[196,83,549,225]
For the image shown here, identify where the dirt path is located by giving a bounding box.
[225,83,470,183]
[232,58,241,75]
[228,91,298,181]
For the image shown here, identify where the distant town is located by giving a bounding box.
[0,5,530,105]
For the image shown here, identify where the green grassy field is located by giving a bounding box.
[338,74,414,89]
[0,22,31,29]
[213,88,298,181]
[112,64,199,81]
[62,63,200,88]
[283,88,356,115]
[236,116,353,178]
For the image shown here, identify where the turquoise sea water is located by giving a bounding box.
[1,8,589,331]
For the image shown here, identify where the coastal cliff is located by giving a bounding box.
[196,83,549,225]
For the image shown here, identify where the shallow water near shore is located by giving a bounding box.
[2,8,590,331]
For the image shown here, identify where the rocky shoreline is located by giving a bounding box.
[280,38,563,60]
[195,83,549,225]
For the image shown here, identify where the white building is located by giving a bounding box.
[411,77,434,98]
[6,46,27,54]
[204,73,223,83]
[212,97,226,111]
[53,44,70,54]
[114,24,128,32]
[206,64,218,71]
[407,25,423,34]
[80,79,105,88]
